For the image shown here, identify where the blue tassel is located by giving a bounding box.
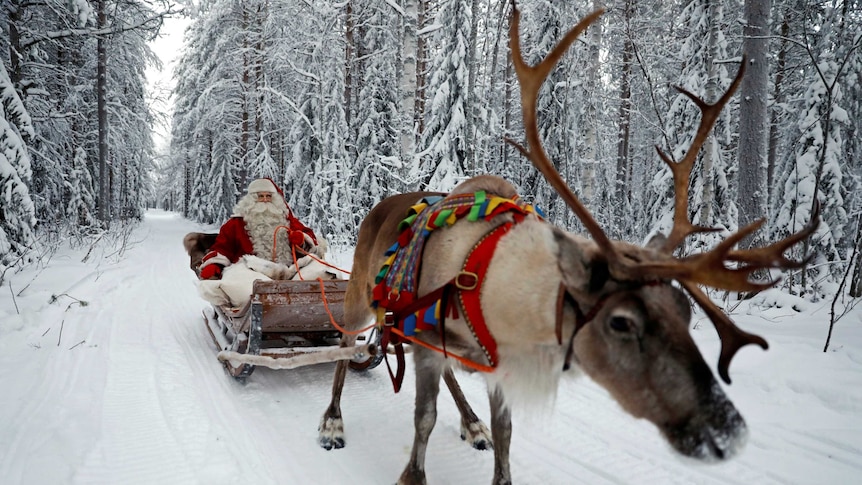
[424,304,438,326]
[403,314,417,336]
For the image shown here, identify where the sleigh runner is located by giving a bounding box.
[186,232,383,379]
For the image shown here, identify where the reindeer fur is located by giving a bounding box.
[183,232,218,275]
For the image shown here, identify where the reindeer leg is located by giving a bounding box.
[489,385,512,485]
[398,347,445,485]
[318,334,355,450]
[320,274,374,450]
[442,367,493,450]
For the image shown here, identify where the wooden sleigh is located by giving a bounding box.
[185,232,383,379]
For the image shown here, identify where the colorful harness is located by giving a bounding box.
[372,190,542,391]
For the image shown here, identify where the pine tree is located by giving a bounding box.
[353,0,401,217]
[418,0,473,191]
[771,2,857,293]
[0,63,37,267]
[649,0,738,253]
[66,147,97,229]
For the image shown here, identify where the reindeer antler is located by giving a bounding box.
[507,4,819,384]
[656,69,746,253]
[507,6,613,254]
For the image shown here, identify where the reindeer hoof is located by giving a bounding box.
[460,421,493,450]
[318,416,345,450]
[319,436,345,450]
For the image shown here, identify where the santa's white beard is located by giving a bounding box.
[244,203,294,264]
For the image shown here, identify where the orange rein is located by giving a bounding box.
[389,327,496,373]
[269,226,371,335]
[271,225,352,279]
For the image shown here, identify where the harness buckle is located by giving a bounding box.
[456,271,479,290]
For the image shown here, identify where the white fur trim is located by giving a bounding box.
[199,258,273,308]
[241,255,296,280]
[197,280,231,307]
[232,191,288,219]
[248,178,277,194]
[198,254,344,308]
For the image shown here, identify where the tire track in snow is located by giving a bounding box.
[74,216,207,484]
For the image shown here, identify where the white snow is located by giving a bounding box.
[1,209,860,484]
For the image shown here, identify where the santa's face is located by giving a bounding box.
[247,193,282,217]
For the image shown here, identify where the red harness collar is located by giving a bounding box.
[382,221,513,392]
[454,221,513,368]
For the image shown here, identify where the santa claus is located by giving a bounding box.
[199,178,323,279]
[197,178,332,307]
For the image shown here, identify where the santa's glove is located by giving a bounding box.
[200,263,223,280]
[289,230,306,247]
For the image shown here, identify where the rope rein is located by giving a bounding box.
[266,225,364,334]
[315,278,376,335]
[270,224,352,278]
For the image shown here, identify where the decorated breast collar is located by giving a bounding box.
[372,190,542,391]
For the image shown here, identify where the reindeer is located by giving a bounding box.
[318,6,818,485]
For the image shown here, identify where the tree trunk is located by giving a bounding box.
[768,11,790,206]
[97,0,110,222]
[183,155,191,217]
[581,0,603,202]
[737,0,771,248]
[701,0,722,227]
[239,2,250,185]
[7,0,22,89]
[614,0,634,237]
[487,0,509,175]
[344,2,355,132]
[400,0,418,189]
[849,215,862,297]
[415,0,429,145]
[465,0,479,174]
[255,1,267,157]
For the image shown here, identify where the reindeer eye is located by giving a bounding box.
[609,316,633,333]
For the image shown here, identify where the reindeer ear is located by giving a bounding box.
[553,228,608,297]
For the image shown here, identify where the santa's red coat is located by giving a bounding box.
[202,214,317,268]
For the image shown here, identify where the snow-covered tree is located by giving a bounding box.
[66,147,97,229]
[649,0,739,253]
[511,1,583,227]
[351,1,402,221]
[774,54,849,288]
[0,63,37,266]
[418,0,474,191]
[771,1,858,293]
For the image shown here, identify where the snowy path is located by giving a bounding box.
[1,210,860,484]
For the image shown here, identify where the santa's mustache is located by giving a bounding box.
[248,201,283,216]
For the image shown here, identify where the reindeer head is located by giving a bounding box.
[508,5,817,460]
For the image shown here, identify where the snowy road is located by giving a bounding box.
[1,210,860,484]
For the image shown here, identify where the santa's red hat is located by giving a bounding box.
[247,178,284,197]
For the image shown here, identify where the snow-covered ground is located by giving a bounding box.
[1,210,860,484]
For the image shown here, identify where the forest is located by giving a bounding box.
[2,0,861,301]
